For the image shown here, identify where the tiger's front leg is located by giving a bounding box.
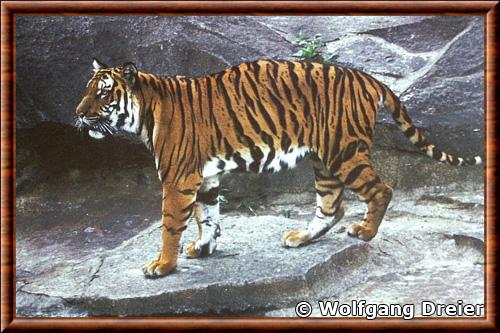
[185,176,221,258]
[143,182,199,278]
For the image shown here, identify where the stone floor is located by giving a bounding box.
[16,185,484,317]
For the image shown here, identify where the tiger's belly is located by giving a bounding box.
[202,146,310,178]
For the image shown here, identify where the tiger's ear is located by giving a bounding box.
[92,58,108,72]
[122,62,138,87]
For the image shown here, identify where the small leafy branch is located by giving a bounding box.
[281,209,292,219]
[218,188,230,207]
[292,32,338,63]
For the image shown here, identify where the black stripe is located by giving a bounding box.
[149,76,159,92]
[223,138,234,160]
[431,147,443,161]
[155,137,167,171]
[354,71,377,114]
[261,131,276,170]
[316,189,334,197]
[164,224,188,236]
[345,69,367,137]
[297,128,305,147]
[344,164,370,185]
[122,88,129,115]
[280,131,292,152]
[343,71,357,137]
[251,61,262,81]
[245,106,262,134]
[343,141,358,162]
[173,79,186,143]
[286,62,304,99]
[319,207,335,217]
[185,79,195,115]
[330,155,343,174]
[266,62,281,95]
[244,71,278,135]
[249,145,264,173]
[288,108,300,133]
[233,66,242,100]
[181,201,196,216]
[244,68,260,95]
[301,63,314,124]
[302,93,312,126]
[206,78,223,147]
[158,77,168,100]
[177,225,188,233]
[233,152,247,172]
[350,177,379,195]
[304,62,319,110]
[352,71,374,133]
[194,79,205,125]
[185,79,199,170]
[330,67,345,163]
[217,159,226,170]
[280,76,296,109]
[179,189,196,196]
[256,99,278,136]
[241,84,255,106]
[314,172,331,181]
[266,88,287,130]
[448,154,460,166]
[323,64,331,117]
[162,212,175,220]
[404,126,416,138]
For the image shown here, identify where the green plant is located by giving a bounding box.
[218,188,230,207]
[219,194,228,205]
[293,32,338,63]
[281,209,292,218]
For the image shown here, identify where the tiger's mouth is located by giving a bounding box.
[74,115,115,139]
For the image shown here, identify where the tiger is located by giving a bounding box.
[75,58,482,278]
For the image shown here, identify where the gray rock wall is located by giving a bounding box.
[14,16,485,317]
[15,16,484,192]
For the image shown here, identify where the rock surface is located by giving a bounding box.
[16,186,484,317]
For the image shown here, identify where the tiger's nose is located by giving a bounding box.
[75,105,87,118]
[76,96,92,118]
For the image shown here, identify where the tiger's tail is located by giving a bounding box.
[382,87,482,166]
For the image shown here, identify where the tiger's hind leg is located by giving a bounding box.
[184,175,221,258]
[282,156,345,248]
[336,150,393,241]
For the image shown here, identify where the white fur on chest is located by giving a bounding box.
[202,146,309,178]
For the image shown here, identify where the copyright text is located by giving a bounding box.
[294,300,484,319]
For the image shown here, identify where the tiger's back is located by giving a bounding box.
[196,60,380,178]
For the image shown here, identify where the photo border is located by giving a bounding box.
[1,1,498,331]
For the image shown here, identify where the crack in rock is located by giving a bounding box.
[326,21,475,95]
[86,256,105,287]
[17,288,68,302]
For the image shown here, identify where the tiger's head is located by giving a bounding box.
[75,59,141,139]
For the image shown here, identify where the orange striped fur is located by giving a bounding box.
[75,59,481,277]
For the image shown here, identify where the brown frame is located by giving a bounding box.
[1,1,497,331]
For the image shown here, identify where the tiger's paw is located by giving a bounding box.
[282,230,311,248]
[184,239,217,258]
[142,259,176,278]
[347,223,377,242]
